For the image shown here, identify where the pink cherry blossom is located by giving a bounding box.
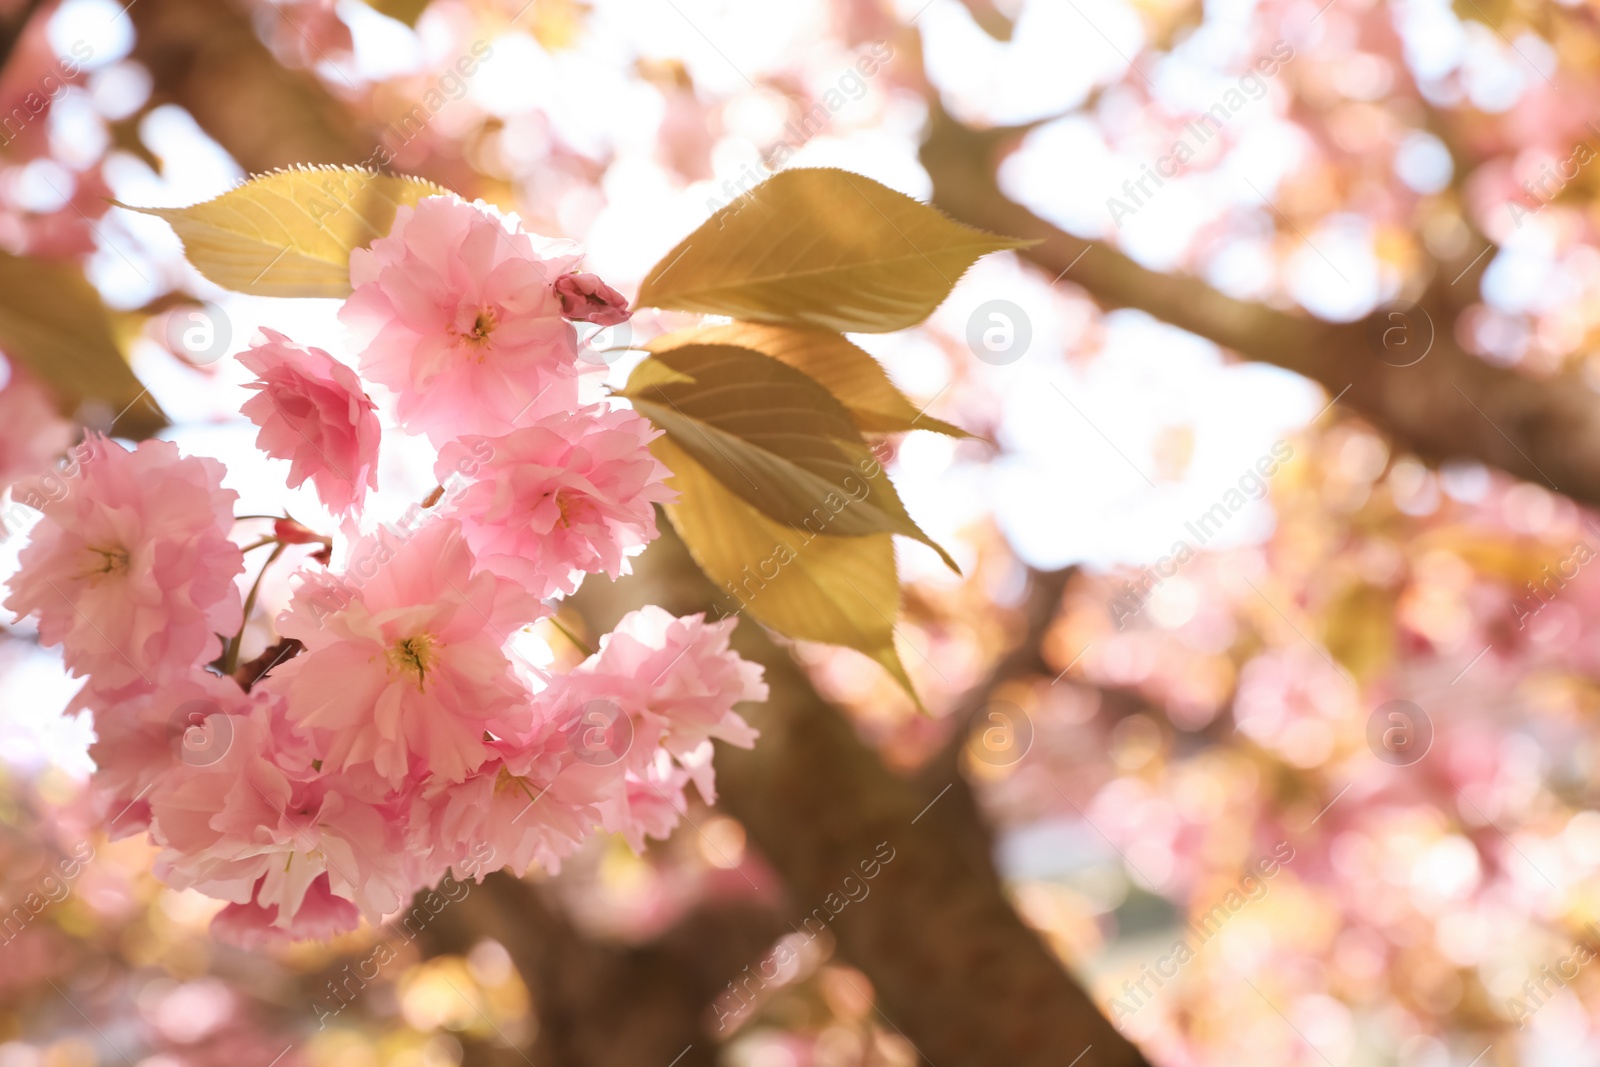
[0,190,774,950]
[3,436,243,695]
[583,606,765,759]
[410,728,604,880]
[341,196,585,444]
[412,607,765,866]
[0,363,72,490]
[210,874,361,947]
[554,272,631,327]
[435,405,674,597]
[611,753,700,852]
[238,329,380,516]
[86,671,254,839]
[149,705,413,933]
[537,608,765,848]
[265,519,545,786]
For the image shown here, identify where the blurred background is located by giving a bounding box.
[2,0,1600,1064]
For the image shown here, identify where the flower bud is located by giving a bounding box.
[274,516,325,545]
[554,272,631,327]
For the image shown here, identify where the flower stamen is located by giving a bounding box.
[77,545,130,582]
[454,308,497,361]
[387,632,440,691]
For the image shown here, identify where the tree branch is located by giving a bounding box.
[921,103,1600,506]
[129,0,367,175]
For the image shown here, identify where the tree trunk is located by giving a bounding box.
[571,530,1152,1067]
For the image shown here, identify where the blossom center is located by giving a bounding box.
[454,308,497,361]
[493,765,543,805]
[284,846,324,872]
[387,632,440,690]
[546,488,596,530]
[78,545,130,582]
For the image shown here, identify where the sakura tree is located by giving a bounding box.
[5,0,1600,1065]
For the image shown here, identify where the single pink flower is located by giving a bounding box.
[265,519,545,786]
[435,405,674,597]
[584,606,765,759]
[0,363,72,491]
[210,874,361,947]
[238,329,380,516]
[553,272,631,327]
[614,758,698,851]
[535,608,765,849]
[3,436,244,695]
[341,196,585,444]
[86,671,253,839]
[149,705,413,932]
[410,728,605,880]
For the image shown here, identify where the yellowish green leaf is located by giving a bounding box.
[1322,581,1396,682]
[646,323,972,438]
[655,436,921,705]
[621,344,959,573]
[636,167,1030,332]
[361,0,430,25]
[0,251,163,438]
[118,167,449,298]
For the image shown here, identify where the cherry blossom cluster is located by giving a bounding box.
[3,195,765,945]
